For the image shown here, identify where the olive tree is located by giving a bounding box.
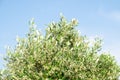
[0,16,120,80]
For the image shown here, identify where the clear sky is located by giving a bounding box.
[0,0,120,69]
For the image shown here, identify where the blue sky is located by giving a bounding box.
[0,0,120,69]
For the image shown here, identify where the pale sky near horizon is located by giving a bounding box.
[0,0,120,69]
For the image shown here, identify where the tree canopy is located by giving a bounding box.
[0,16,120,80]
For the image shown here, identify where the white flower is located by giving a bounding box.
[33,38,37,41]
[72,18,78,25]
[36,30,40,36]
[75,42,80,47]
[78,30,81,35]
[88,37,96,47]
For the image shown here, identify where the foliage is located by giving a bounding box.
[0,16,120,80]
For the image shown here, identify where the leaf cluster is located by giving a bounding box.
[0,16,120,80]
